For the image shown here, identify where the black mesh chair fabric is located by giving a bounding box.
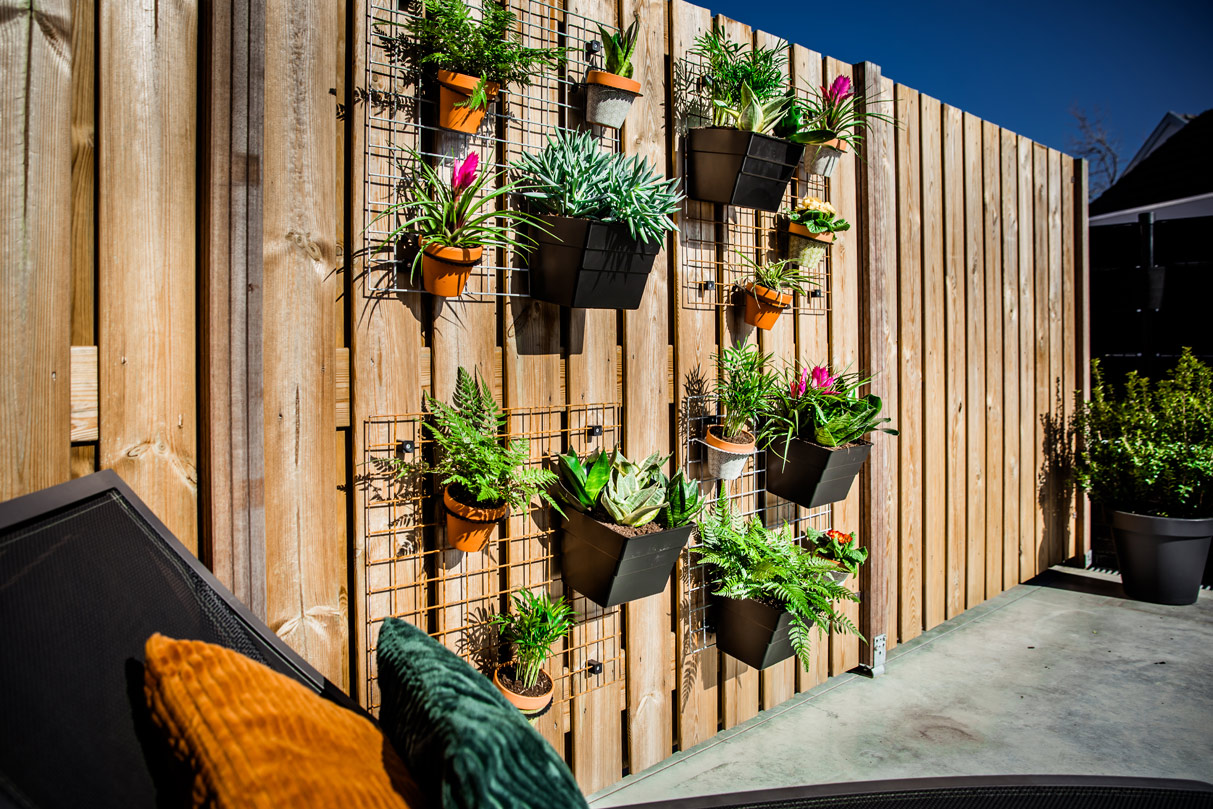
[0,474,349,809]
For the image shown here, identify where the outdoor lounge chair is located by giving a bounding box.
[1,471,1209,809]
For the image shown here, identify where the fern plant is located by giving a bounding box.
[597,14,639,78]
[405,367,562,514]
[490,588,575,689]
[511,130,683,245]
[692,495,861,667]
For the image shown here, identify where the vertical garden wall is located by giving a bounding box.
[0,0,1088,793]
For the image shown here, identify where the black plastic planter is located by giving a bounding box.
[528,215,659,310]
[765,437,872,509]
[560,509,693,608]
[686,127,805,212]
[1110,510,1213,605]
[712,595,795,670]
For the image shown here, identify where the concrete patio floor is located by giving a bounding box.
[590,567,1213,806]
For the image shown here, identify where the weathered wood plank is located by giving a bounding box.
[69,0,94,481]
[1000,127,1020,589]
[941,103,965,619]
[1017,135,1036,580]
[1032,143,1049,576]
[98,0,197,548]
[1061,154,1077,563]
[70,346,97,441]
[1073,159,1091,562]
[963,111,985,609]
[1047,148,1064,566]
[982,120,1004,599]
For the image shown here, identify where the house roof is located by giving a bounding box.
[1089,108,1213,216]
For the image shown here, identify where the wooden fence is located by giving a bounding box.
[2,0,1088,793]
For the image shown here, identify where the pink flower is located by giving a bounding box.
[822,75,853,104]
[791,367,809,398]
[809,365,839,394]
[451,152,478,194]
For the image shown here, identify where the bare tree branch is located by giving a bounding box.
[1068,105,1121,200]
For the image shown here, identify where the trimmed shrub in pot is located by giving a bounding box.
[400,0,566,133]
[703,343,775,481]
[789,75,897,178]
[584,16,641,129]
[807,527,868,584]
[736,252,815,331]
[691,496,860,669]
[1071,349,1213,604]
[511,131,682,309]
[371,152,542,297]
[404,367,563,552]
[783,196,849,269]
[553,449,702,607]
[686,31,802,212]
[490,589,575,715]
[759,363,897,508]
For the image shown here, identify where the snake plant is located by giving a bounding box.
[597,14,639,79]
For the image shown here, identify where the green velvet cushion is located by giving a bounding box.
[376,617,588,809]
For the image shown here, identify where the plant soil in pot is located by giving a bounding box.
[765,436,872,508]
[1110,510,1213,605]
[804,138,848,178]
[561,509,693,608]
[493,664,553,715]
[585,70,641,129]
[443,485,507,552]
[421,243,482,297]
[436,69,498,134]
[687,128,804,212]
[703,425,754,481]
[742,283,792,331]
[712,594,795,670]
[786,222,831,269]
[529,214,659,309]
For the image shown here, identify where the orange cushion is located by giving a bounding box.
[143,634,425,809]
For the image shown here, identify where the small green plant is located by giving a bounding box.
[789,75,897,150]
[759,362,897,458]
[737,251,815,298]
[511,130,683,245]
[1071,348,1212,518]
[601,453,667,527]
[392,0,566,111]
[785,197,851,238]
[552,448,706,530]
[806,528,868,577]
[491,589,575,689]
[692,495,861,667]
[368,152,541,279]
[403,367,563,514]
[553,448,612,513]
[711,82,790,135]
[597,14,639,78]
[660,470,705,529]
[690,29,788,130]
[710,342,776,441]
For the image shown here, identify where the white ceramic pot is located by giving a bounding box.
[806,142,844,178]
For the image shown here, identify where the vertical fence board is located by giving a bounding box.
[98,0,198,549]
[1000,128,1021,590]
[1061,154,1077,562]
[1046,148,1064,565]
[941,104,965,618]
[982,120,1003,599]
[1073,159,1091,561]
[1017,136,1036,580]
[1031,143,1049,575]
[919,94,946,631]
[962,112,985,608]
[69,0,96,480]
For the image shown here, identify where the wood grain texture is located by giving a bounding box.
[70,0,93,348]
[1060,155,1076,562]
[962,112,985,609]
[982,121,1004,599]
[1000,127,1020,590]
[1017,136,1036,579]
[262,0,343,685]
[894,84,923,645]
[941,103,965,619]
[98,0,197,548]
[1073,159,1091,560]
[621,0,675,773]
[70,346,97,441]
[1046,148,1064,566]
[1032,143,1048,576]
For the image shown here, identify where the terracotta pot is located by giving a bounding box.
[436,69,499,133]
[443,486,507,552]
[421,243,482,298]
[742,283,792,330]
[805,138,848,178]
[703,425,755,481]
[493,666,554,714]
[585,70,642,129]
[786,222,833,268]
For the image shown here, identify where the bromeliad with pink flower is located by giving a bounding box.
[368,150,544,297]
[788,74,897,151]
[760,361,898,453]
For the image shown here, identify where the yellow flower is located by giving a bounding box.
[795,197,837,216]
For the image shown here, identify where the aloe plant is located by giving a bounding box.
[597,14,639,79]
[554,448,685,528]
[601,457,667,527]
[713,82,790,135]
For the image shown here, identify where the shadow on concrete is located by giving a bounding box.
[1029,568,1130,600]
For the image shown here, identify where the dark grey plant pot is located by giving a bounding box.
[1110,510,1213,605]
[560,509,693,608]
[528,215,659,310]
[764,437,872,508]
[686,127,804,212]
[712,594,796,670]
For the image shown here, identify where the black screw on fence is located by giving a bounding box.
[587,424,604,438]
[586,659,603,676]
[397,440,415,455]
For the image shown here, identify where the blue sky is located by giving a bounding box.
[702,0,1213,163]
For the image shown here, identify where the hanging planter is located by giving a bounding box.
[786,223,831,268]
[436,70,499,133]
[702,425,754,481]
[765,436,872,509]
[687,128,804,212]
[443,485,508,552]
[804,138,848,178]
[1110,511,1213,605]
[712,595,796,670]
[421,243,482,298]
[783,198,849,269]
[742,284,792,330]
[561,509,693,608]
[493,665,553,715]
[734,252,813,332]
[529,215,659,309]
[585,71,641,129]
[490,589,573,716]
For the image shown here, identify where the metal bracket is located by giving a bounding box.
[1084,548,1093,569]
[701,279,716,292]
[810,289,824,298]
[587,424,603,438]
[586,659,603,675]
[856,633,887,677]
[398,440,415,455]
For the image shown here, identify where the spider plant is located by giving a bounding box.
[737,251,816,298]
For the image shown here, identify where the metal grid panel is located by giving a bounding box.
[360,403,623,714]
[363,0,621,299]
[678,395,833,654]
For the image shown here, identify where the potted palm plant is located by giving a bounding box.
[511,130,682,309]
[736,252,815,331]
[400,0,566,133]
[692,496,860,669]
[686,30,802,212]
[703,343,775,481]
[1071,349,1212,605]
[783,196,849,269]
[806,527,868,584]
[759,363,897,508]
[584,15,641,129]
[371,152,541,297]
[409,367,562,552]
[553,450,702,607]
[490,588,575,715]
[791,75,897,178]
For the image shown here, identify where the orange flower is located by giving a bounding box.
[826,529,852,544]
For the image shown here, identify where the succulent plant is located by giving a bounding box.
[712,82,790,135]
[660,469,705,529]
[597,14,639,79]
[600,451,669,527]
[553,448,612,513]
